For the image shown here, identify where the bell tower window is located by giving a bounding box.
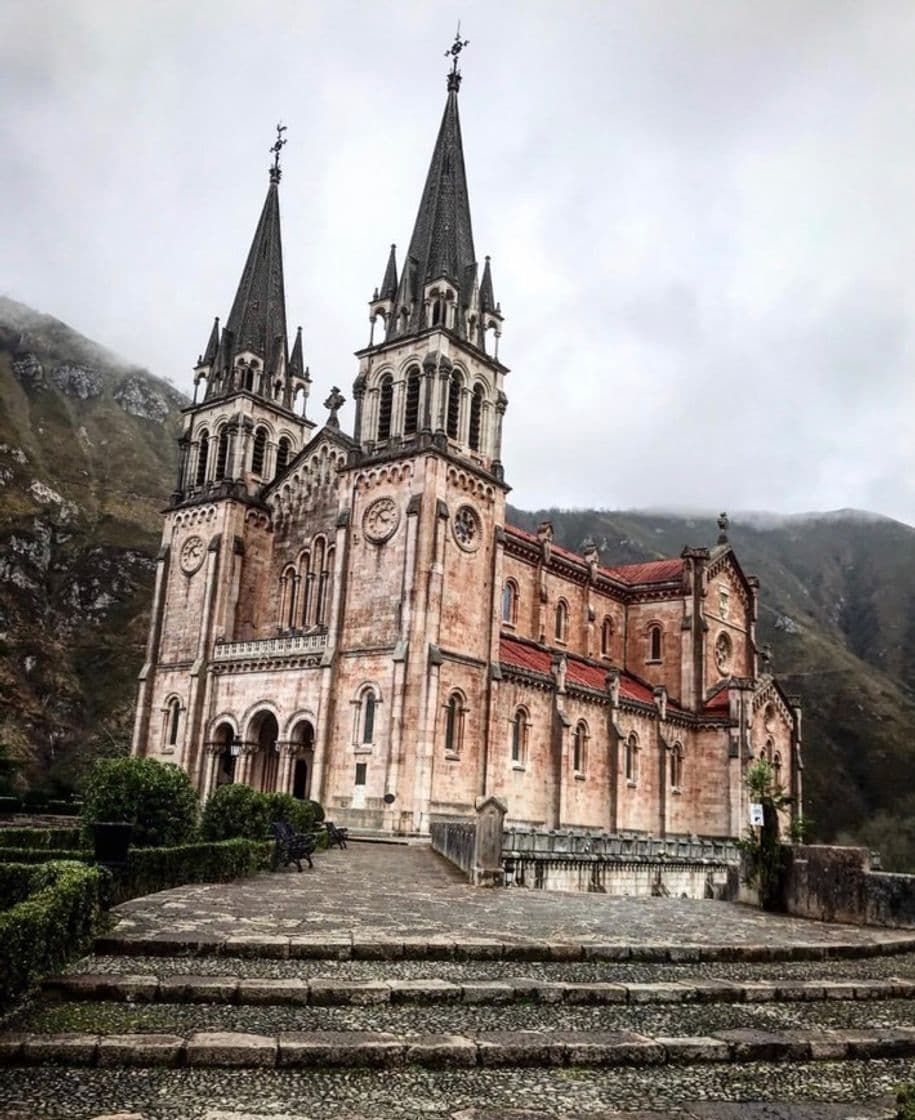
[469,383,484,451]
[251,426,267,476]
[275,437,290,477]
[215,427,229,480]
[195,431,209,486]
[404,368,421,435]
[446,371,462,439]
[377,375,393,441]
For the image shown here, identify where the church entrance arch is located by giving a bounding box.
[289,719,315,800]
[248,710,279,792]
[213,721,236,788]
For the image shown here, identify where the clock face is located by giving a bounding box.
[179,535,205,574]
[363,497,400,544]
[453,504,481,552]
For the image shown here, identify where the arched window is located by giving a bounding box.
[446,370,462,439]
[625,731,639,784]
[244,366,254,391]
[363,692,375,743]
[573,721,588,774]
[648,624,662,662]
[670,742,683,790]
[404,367,421,434]
[444,691,465,755]
[275,437,290,477]
[352,685,381,746]
[251,426,267,476]
[511,707,529,765]
[432,299,443,326]
[468,383,484,451]
[165,697,181,748]
[312,537,327,626]
[281,564,297,630]
[555,599,569,642]
[501,580,518,625]
[601,616,614,657]
[377,375,393,441]
[195,431,209,486]
[773,751,782,788]
[215,427,229,480]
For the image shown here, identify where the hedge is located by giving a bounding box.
[0,847,88,865]
[110,838,271,903]
[81,758,198,848]
[0,797,82,816]
[0,840,271,901]
[0,827,83,850]
[0,861,105,1006]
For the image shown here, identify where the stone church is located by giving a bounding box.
[132,49,803,838]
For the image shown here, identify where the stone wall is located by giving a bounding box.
[778,845,915,929]
[430,820,475,877]
[508,855,731,899]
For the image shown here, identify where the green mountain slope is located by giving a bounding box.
[0,296,186,789]
[508,506,915,867]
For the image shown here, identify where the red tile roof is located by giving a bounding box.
[602,558,684,585]
[704,690,731,714]
[503,525,683,587]
[499,637,663,708]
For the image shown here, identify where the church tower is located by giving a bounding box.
[353,34,507,482]
[173,129,314,504]
[132,130,316,782]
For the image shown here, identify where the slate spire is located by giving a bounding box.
[479,256,495,314]
[389,45,477,340]
[379,244,398,301]
[223,168,288,368]
[201,317,220,366]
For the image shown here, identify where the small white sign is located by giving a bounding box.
[749,802,765,827]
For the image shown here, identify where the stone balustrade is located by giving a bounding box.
[212,633,328,662]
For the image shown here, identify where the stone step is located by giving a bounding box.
[2,1026,915,1069]
[92,931,915,963]
[40,972,915,1007]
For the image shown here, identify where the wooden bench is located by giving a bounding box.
[271,820,316,871]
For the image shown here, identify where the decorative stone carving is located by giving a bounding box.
[179,535,206,575]
[714,631,732,674]
[363,496,400,543]
[452,504,481,551]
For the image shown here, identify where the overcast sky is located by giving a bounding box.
[3,0,915,525]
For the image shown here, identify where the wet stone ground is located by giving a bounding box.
[105,845,911,950]
[2,843,914,1118]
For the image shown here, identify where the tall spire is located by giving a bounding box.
[388,33,476,340]
[223,167,288,365]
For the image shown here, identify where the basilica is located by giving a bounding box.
[131,47,803,837]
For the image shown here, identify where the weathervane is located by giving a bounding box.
[445,24,469,91]
[269,122,287,182]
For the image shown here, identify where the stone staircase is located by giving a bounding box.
[1,931,914,1119]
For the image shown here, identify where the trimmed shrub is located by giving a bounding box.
[0,860,105,1006]
[0,827,82,850]
[111,838,270,904]
[200,783,271,841]
[898,1084,915,1120]
[262,793,316,835]
[82,758,198,848]
[0,848,88,866]
[309,799,325,824]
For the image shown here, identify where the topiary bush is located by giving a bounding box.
[200,783,271,841]
[262,792,315,835]
[308,799,325,824]
[81,758,198,849]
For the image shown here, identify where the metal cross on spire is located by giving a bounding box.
[269,122,287,183]
[445,24,469,91]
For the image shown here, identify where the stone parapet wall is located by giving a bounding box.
[778,845,915,929]
[430,820,476,877]
[508,855,731,898]
[504,828,741,865]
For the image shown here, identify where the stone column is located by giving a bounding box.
[200,744,221,801]
[276,744,295,794]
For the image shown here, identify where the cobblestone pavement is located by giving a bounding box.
[107,845,907,949]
